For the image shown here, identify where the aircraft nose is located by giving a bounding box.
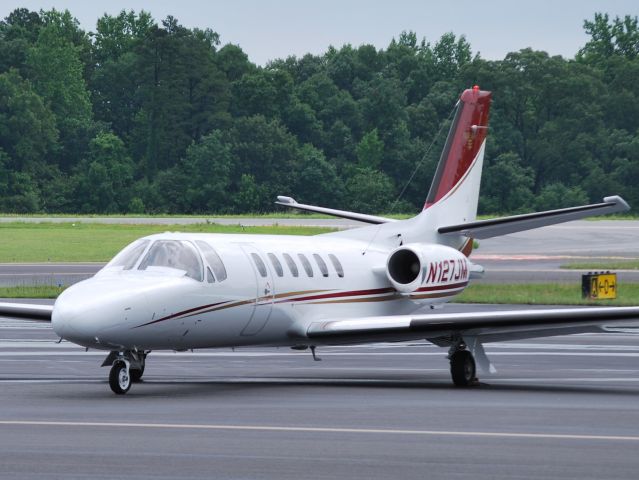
[52,278,151,348]
[51,293,76,338]
[52,284,106,346]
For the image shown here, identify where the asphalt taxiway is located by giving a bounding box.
[1,303,639,479]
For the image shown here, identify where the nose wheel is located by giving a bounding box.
[109,361,131,394]
[104,351,147,394]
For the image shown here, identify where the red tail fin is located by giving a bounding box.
[424,87,491,209]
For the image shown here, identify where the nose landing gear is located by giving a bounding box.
[103,351,147,395]
[109,361,131,394]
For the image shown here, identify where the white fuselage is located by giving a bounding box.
[51,231,470,351]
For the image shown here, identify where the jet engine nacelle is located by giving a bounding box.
[386,244,470,294]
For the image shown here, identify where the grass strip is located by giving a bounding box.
[0,222,333,263]
[561,260,639,270]
[0,285,64,299]
[456,282,639,306]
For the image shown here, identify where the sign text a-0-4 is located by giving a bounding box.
[582,273,617,300]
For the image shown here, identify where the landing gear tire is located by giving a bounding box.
[109,362,131,395]
[130,366,145,383]
[450,350,476,387]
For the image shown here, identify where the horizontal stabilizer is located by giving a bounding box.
[275,196,396,225]
[438,196,630,239]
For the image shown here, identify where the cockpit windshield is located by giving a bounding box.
[138,240,203,281]
[105,239,150,271]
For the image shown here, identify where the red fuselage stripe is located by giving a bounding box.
[275,287,395,304]
[414,281,468,293]
[134,301,229,328]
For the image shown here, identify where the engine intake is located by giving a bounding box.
[386,247,423,293]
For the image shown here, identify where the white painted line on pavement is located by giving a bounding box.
[1,420,638,442]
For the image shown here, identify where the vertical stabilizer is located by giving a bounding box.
[423,87,491,223]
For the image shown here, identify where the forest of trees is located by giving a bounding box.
[0,8,638,214]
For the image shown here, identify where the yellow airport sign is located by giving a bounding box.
[582,272,617,300]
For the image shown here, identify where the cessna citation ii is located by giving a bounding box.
[3,86,638,395]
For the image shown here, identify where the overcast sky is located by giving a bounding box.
[2,1,638,64]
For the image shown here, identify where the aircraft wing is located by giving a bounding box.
[300,306,639,345]
[275,196,396,225]
[438,196,629,239]
[0,302,53,321]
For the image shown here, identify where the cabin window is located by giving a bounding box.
[313,254,329,277]
[251,253,268,277]
[282,253,299,277]
[106,239,150,270]
[268,253,284,277]
[138,240,203,281]
[329,254,344,278]
[206,267,215,283]
[196,240,227,281]
[298,254,313,277]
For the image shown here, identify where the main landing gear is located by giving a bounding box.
[102,351,147,395]
[448,340,478,387]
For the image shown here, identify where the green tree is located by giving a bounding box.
[226,115,302,211]
[130,16,230,177]
[39,9,93,82]
[345,168,395,213]
[0,8,43,75]
[359,76,406,135]
[231,70,283,118]
[74,132,134,212]
[480,153,534,213]
[356,129,384,169]
[0,69,58,171]
[177,131,232,212]
[26,17,92,170]
[579,13,639,64]
[433,32,472,80]
[297,73,360,134]
[91,10,154,139]
[282,98,323,145]
[216,43,253,81]
[293,145,344,207]
[233,173,263,212]
[534,183,589,211]
[0,149,40,212]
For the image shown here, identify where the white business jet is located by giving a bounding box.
[3,86,638,394]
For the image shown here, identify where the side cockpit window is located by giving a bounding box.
[105,240,150,271]
[138,240,203,281]
[196,240,228,282]
[207,268,215,283]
